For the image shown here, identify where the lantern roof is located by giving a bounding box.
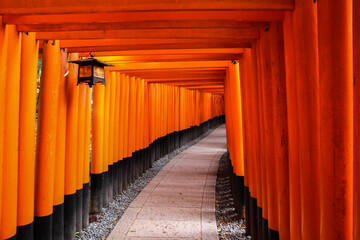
[69,58,114,67]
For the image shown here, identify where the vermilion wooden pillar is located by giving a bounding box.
[256,39,269,239]
[241,51,258,239]
[128,76,136,183]
[1,25,21,240]
[318,1,353,239]
[354,0,360,238]
[108,72,116,200]
[269,21,290,240]
[238,57,251,193]
[113,72,120,196]
[227,61,245,177]
[283,12,301,240]
[102,70,111,205]
[52,47,67,240]
[76,84,86,231]
[123,75,130,186]
[82,86,91,228]
[250,43,264,239]
[17,32,38,240]
[249,44,262,214]
[34,40,60,240]
[0,19,7,235]
[118,74,126,191]
[259,28,279,238]
[64,53,79,240]
[292,1,321,239]
[90,84,105,214]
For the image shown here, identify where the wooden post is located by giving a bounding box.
[269,21,289,240]
[64,53,78,240]
[292,1,321,239]
[318,1,353,239]
[0,18,7,235]
[113,72,120,196]
[283,12,301,240]
[259,28,279,238]
[354,0,360,238]
[1,25,21,240]
[82,86,91,228]
[52,47,67,240]
[90,84,105,213]
[128,76,137,183]
[76,83,87,231]
[123,75,131,187]
[102,70,111,206]
[34,40,60,240]
[17,32,38,239]
[108,72,116,200]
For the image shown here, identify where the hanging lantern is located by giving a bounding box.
[69,55,114,87]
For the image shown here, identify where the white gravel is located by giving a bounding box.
[216,152,248,240]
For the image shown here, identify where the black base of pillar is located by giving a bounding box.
[143,148,148,174]
[17,222,34,240]
[263,218,269,240]
[166,134,171,154]
[155,139,160,161]
[250,197,258,240]
[130,153,135,183]
[64,193,76,240]
[34,214,52,240]
[174,131,180,149]
[82,183,90,228]
[118,161,124,194]
[108,164,114,202]
[5,235,16,240]
[75,189,83,232]
[236,176,245,215]
[90,173,103,214]
[113,161,119,198]
[52,203,64,240]
[124,158,130,189]
[150,143,156,167]
[257,207,264,240]
[126,156,132,185]
[102,171,108,207]
[268,228,280,240]
[244,186,251,236]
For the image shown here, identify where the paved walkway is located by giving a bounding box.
[108,125,227,240]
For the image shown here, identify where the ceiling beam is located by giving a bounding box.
[145,77,224,83]
[152,79,223,84]
[121,70,226,79]
[92,48,244,57]
[67,43,251,53]
[36,28,259,40]
[110,61,229,71]
[60,39,249,48]
[4,11,284,24]
[0,1,294,15]
[18,20,270,32]
[94,54,241,63]
[166,82,224,87]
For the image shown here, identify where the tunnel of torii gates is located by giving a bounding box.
[0,0,359,240]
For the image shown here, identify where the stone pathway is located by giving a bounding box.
[108,125,227,240]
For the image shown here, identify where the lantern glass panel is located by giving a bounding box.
[94,65,105,79]
[79,65,92,78]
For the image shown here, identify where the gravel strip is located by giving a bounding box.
[216,152,249,240]
[76,127,218,240]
